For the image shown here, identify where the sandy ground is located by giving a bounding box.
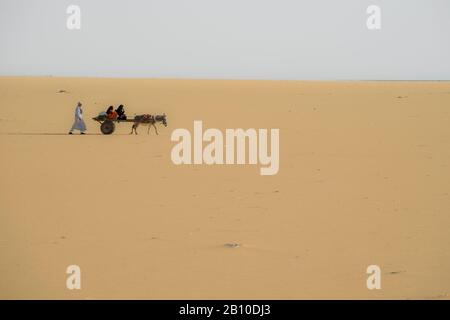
[0,77,449,299]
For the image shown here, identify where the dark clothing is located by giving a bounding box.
[116,105,127,120]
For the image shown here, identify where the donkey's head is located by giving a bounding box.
[155,113,167,127]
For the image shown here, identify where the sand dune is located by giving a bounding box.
[0,77,449,299]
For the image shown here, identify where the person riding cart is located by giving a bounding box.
[116,105,127,120]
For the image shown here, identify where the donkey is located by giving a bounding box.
[130,113,167,135]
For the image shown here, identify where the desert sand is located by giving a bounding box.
[0,77,449,299]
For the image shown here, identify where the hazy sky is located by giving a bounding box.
[1,0,449,80]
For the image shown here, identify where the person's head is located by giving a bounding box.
[77,102,82,107]
[107,106,113,113]
[117,104,124,111]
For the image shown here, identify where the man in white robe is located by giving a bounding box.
[69,102,87,134]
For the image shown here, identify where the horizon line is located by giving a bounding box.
[0,75,449,82]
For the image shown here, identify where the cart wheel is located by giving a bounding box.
[100,120,115,135]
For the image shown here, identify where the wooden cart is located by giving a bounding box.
[92,116,134,135]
